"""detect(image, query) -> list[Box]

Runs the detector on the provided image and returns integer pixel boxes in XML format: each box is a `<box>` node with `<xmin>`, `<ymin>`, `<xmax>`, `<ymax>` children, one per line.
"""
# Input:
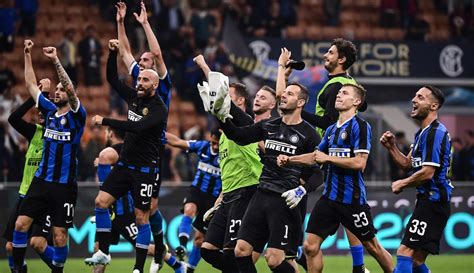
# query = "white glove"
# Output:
<box><xmin>203</xmin><ymin>202</ymin><xmax>221</xmax><ymax>222</ymax></box>
<box><xmin>208</xmin><ymin>71</ymin><xmax>232</xmax><ymax>122</ymax></box>
<box><xmin>281</xmin><ymin>185</ymin><xmax>306</xmax><ymax>209</ymax></box>
<box><xmin>197</xmin><ymin>81</ymin><xmax>212</xmax><ymax>112</ymax></box>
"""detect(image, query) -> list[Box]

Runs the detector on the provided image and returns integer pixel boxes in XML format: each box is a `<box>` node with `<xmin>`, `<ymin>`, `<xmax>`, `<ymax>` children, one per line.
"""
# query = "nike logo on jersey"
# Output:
<box><xmin>230</xmin><ymin>237</ymin><xmax>238</xmax><ymax>241</ymax></box>
<box><xmin>281</xmin><ymin>242</ymin><xmax>288</xmax><ymax>246</ymax></box>
<box><xmin>409</xmin><ymin>238</ymin><xmax>420</xmax><ymax>242</ymax></box>
<box><xmin>142</xmin><ymin>201</ymin><xmax>150</xmax><ymax>205</ymax></box>
<box><xmin>361</xmin><ymin>230</ymin><xmax>370</xmax><ymax>236</ymax></box>
<box><xmin>42</xmin><ymin>229</ymin><xmax>49</xmax><ymax>233</ymax></box>
<box><xmin>66</xmin><ymin>220</ymin><xmax>73</xmax><ymax>224</ymax></box>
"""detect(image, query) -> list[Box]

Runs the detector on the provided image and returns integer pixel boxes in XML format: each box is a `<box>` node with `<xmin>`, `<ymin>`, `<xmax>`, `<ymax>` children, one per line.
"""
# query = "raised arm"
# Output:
<box><xmin>23</xmin><ymin>40</ymin><xmax>41</xmax><ymax>101</ymax></box>
<box><xmin>219</xmin><ymin>118</ymin><xmax>264</xmax><ymax>145</ymax></box>
<box><xmin>276</xmin><ymin>47</ymin><xmax>292</xmax><ymax>99</ymax></box>
<box><xmin>116</xmin><ymin>1</ymin><xmax>135</xmax><ymax>70</ymax></box>
<box><xmin>107</xmin><ymin>39</ymin><xmax>135</xmax><ymax>102</ymax></box>
<box><xmin>380</xmin><ymin>131</ymin><xmax>412</xmax><ymax>170</ymax></box>
<box><xmin>134</xmin><ymin>1</ymin><xmax>167</xmax><ymax>77</ymax></box>
<box><xmin>193</xmin><ymin>54</ymin><xmax>211</xmax><ymax>80</ymax></box>
<box><xmin>43</xmin><ymin>46</ymin><xmax>79</xmax><ymax>110</ymax></box>
<box><xmin>165</xmin><ymin>132</ymin><xmax>190</xmax><ymax>150</ymax></box>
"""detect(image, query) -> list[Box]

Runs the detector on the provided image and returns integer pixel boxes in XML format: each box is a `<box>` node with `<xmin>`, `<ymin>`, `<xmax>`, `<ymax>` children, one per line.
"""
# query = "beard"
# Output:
<box><xmin>54</xmin><ymin>100</ymin><xmax>68</xmax><ymax>107</ymax></box>
<box><xmin>412</xmin><ymin>106</ymin><xmax>430</xmax><ymax>120</ymax></box>
<box><xmin>324</xmin><ymin>60</ymin><xmax>338</xmax><ymax>73</ymax></box>
<box><xmin>253</xmin><ymin>107</ymin><xmax>267</xmax><ymax>115</ymax></box>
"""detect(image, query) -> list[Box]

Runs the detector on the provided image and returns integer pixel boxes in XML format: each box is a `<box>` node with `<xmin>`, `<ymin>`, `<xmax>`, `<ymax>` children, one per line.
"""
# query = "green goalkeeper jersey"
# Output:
<box><xmin>219</xmin><ymin>133</ymin><xmax>262</xmax><ymax>193</ymax></box>
<box><xmin>19</xmin><ymin>124</ymin><xmax>44</xmax><ymax>195</ymax></box>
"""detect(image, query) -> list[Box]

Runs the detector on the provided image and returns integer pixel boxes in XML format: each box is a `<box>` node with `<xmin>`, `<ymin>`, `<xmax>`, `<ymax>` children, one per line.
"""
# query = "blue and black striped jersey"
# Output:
<box><xmin>130</xmin><ymin>62</ymin><xmax>172</xmax><ymax>145</ymax></box>
<box><xmin>188</xmin><ymin>140</ymin><xmax>221</xmax><ymax>197</ymax></box>
<box><xmin>35</xmin><ymin>93</ymin><xmax>86</xmax><ymax>184</ymax></box>
<box><xmin>319</xmin><ymin>115</ymin><xmax>371</xmax><ymax>205</ymax></box>
<box><xmin>411</xmin><ymin>120</ymin><xmax>453</xmax><ymax>202</ymax></box>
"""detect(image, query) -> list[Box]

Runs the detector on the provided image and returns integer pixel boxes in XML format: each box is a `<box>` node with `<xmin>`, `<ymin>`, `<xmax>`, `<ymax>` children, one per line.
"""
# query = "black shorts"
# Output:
<box><xmin>204</xmin><ymin>185</ymin><xmax>257</xmax><ymax>249</ymax></box>
<box><xmin>401</xmin><ymin>197</ymin><xmax>450</xmax><ymax>254</ymax></box>
<box><xmin>3</xmin><ymin>196</ymin><xmax>51</xmax><ymax>241</ymax></box>
<box><xmin>287</xmin><ymin>195</ymin><xmax>307</xmax><ymax>258</ymax></box>
<box><xmin>152</xmin><ymin>151</ymin><xmax>164</xmax><ymax>199</ymax></box>
<box><xmin>237</xmin><ymin>189</ymin><xmax>302</xmax><ymax>253</ymax></box>
<box><xmin>19</xmin><ymin>178</ymin><xmax>77</xmax><ymax>228</ymax></box>
<box><xmin>101</xmin><ymin>167</ymin><xmax>156</xmax><ymax>211</ymax></box>
<box><xmin>183</xmin><ymin>186</ymin><xmax>217</xmax><ymax>234</ymax></box>
<box><xmin>111</xmin><ymin>213</ymin><xmax>137</xmax><ymax>245</ymax></box>
<box><xmin>306</xmin><ymin>195</ymin><xmax>376</xmax><ymax>242</ymax></box>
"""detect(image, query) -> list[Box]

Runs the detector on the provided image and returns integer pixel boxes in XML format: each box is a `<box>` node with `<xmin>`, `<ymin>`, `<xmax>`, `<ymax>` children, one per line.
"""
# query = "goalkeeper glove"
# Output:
<box><xmin>281</xmin><ymin>185</ymin><xmax>306</xmax><ymax>209</ymax></box>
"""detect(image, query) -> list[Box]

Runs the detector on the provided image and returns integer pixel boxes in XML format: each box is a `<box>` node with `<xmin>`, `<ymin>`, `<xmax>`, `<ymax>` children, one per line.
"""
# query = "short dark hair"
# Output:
<box><xmin>259</xmin><ymin>85</ymin><xmax>276</xmax><ymax>99</ymax></box>
<box><xmin>210</xmin><ymin>126</ymin><xmax>221</xmax><ymax>139</ymax></box>
<box><xmin>342</xmin><ymin>83</ymin><xmax>366</xmax><ymax>109</ymax></box>
<box><xmin>229</xmin><ymin>82</ymin><xmax>250</xmax><ymax>108</ymax></box>
<box><xmin>331</xmin><ymin>38</ymin><xmax>357</xmax><ymax>70</ymax></box>
<box><xmin>109</xmin><ymin>127</ymin><xmax>125</xmax><ymax>140</ymax></box>
<box><xmin>288</xmin><ymin>82</ymin><xmax>309</xmax><ymax>104</ymax></box>
<box><xmin>423</xmin><ymin>85</ymin><xmax>445</xmax><ymax>109</ymax></box>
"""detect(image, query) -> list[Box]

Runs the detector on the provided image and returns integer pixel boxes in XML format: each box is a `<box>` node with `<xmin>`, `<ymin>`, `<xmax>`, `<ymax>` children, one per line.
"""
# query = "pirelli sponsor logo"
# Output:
<box><xmin>329</xmin><ymin>147</ymin><xmax>351</xmax><ymax>158</ymax></box>
<box><xmin>198</xmin><ymin>162</ymin><xmax>221</xmax><ymax>175</ymax></box>
<box><xmin>44</xmin><ymin>129</ymin><xmax>71</xmax><ymax>141</ymax></box>
<box><xmin>265</xmin><ymin>139</ymin><xmax>297</xmax><ymax>155</ymax></box>
<box><xmin>128</xmin><ymin>110</ymin><xmax>143</xmax><ymax>122</ymax></box>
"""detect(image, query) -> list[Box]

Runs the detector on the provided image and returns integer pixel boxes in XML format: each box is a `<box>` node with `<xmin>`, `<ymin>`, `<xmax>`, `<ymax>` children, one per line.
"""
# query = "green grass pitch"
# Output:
<box><xmin>1</xmin><ymin>255</ymin><xmax>473</xmax><ymax>273</ymax></box>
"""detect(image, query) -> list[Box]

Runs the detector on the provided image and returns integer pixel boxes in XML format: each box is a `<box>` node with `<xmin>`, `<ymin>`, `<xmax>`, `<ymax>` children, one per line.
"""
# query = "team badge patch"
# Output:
<box><xmin>60</xmin><ymin>117</ymin><xmax>67</xmax><ymax>125</ymax></box>
<box><xmin>142</xmin><ymin>107</ymin><xmax>149</xmax><ymax>115</ymax></box>
<box><xmin>290</xmin><ymin>134</ymin><xmax>299</xmax><ymax>143</ymax></box>
<box><xmin>340</xmin><ymin>131</ymin><xmax>347</xmax><ymax>140</ymax></box>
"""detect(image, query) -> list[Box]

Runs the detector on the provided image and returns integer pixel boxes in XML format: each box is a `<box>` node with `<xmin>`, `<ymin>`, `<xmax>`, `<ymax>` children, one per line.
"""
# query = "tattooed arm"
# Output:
<box><xmin>43</xmin><ymin>46</ymin><xmax>79</xmax><ymax>111</ymax></box>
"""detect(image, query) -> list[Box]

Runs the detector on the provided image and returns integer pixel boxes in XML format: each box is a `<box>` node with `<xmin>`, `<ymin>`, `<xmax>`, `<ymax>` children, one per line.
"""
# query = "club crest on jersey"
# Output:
<box><xmin>60</xmin><ymin>117</ymin><xmax>67</xmax><ymax>125</ymax></box>
<box><xmin>265</xmin><ymin>139</ymin><xmax>297</xmax><ymax>155</ymax></box>
<box><xmin>142</xmin><ymin>107</ymin><xmax>149</xmax><ymax>116</ymax></box>
<box><xmin>289</xmin><ymin>134</ymin><xmax>299</xmax><ymax>144</ymax></box>
<box><xmin>340</xmin><ymin>130</ymin><xmax>348</xmax><ymax>140</ymax></box>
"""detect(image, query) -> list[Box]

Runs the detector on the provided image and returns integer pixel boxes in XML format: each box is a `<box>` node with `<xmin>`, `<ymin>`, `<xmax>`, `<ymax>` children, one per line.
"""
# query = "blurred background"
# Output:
<box><xmin>0</xmin><ymin>0</ymin><xmax>473</xmax><ymax>265</ymax></box>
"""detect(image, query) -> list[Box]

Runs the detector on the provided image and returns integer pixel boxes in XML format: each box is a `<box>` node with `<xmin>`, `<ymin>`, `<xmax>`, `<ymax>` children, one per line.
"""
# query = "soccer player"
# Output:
<box><xmin>278</xmin><ymin>84</ymin><xmax>393</xmax><ymax>273</ymax></box>
<box><xmin>165</xmin><ymin>128</ymin><xmax>222</xmax><ymax>271</ymax></box>
<box><xmin>278</xmin><ymin>39</ymin><xmax>369</xmax><ymax>273</ymax></box>
<box><xmin>207</xmin><ymin>65</ymin><xmax>320</xmax><ymax>273</ymax></box>
<box><xmin>115</xmin><ymin>3</ymin><xmax>172</xmax><ymax>268</ymax></box>
<box><xmin>380</xmin><ymin>86</ymin><xmax>453</xmax><ymax>273</ymax></box>
<box><xmin>90</xmin><ymin>127</ymin><xmax>186</xmax><ymax>273</ymax></box>
<box><xmin>4</xmin><ymin>78</ymin><xmax>54</xmax><ymax>273</ymax></box>
<box><xmin>85</xmin><ymin>40</ymin><xmax>167</xmax><ymax>273</ymax></box>
<box><xmin>12</xmin><ymin>40</ymin><xmax>86</xmax><ymax>273</ymax></box>
<box><xmin>193</xmin><ymin>56</ymin><xmax>263</xmax><ymax>273</ymax></box>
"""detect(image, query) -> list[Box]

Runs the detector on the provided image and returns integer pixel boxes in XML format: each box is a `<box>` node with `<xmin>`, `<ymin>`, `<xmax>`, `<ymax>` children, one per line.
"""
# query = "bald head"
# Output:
<box><xmin>136</xmin><ymin>69</ymin><xmax>159</xmax><ymax>97</ymax></box>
